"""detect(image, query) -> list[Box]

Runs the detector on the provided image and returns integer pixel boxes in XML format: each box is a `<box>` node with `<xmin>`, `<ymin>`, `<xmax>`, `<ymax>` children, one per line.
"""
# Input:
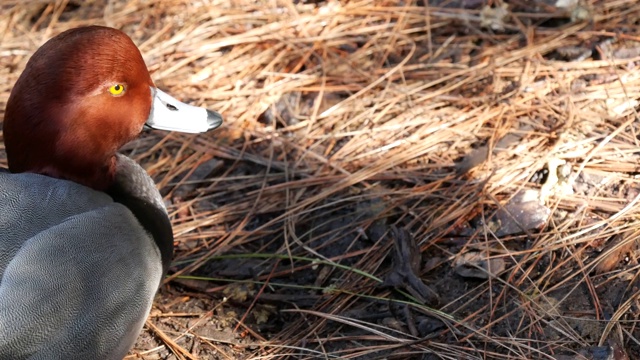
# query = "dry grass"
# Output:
<box><xmin>2</xmin><ymin>0</ymin><xmax>640</xmax><ymax>359</ymax></box>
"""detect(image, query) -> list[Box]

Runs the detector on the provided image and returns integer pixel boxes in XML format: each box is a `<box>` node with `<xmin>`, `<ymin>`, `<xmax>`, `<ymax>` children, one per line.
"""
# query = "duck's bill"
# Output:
<box><xmin>145</xmin><ymin>87</ymin><xmax>223</xmax><ymax>133</ymax></box>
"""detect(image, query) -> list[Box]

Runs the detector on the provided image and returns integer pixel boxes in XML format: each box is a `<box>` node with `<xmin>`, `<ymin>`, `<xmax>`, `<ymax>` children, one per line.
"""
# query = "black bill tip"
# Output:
<box><xmin>207</xmin><ymin>110</ymin><xmax>223</xmax><ymax>131</ymax></box>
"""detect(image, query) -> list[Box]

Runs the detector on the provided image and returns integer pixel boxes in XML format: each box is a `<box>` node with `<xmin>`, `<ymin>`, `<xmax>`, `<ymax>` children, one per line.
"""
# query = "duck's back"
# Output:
<box><xmin>0</xmin><ymin>171</ymin><xmax>163</xmax><ymax>360</ymax></box>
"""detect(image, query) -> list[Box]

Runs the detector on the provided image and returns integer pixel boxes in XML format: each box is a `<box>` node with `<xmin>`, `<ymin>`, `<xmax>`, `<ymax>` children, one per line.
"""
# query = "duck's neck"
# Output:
<box><xmin>20</xmin><ymin>155</ymin><xmax>118</xmax><ymax>192</ymax></box>
<box><xmin>106</xmin><ymin>154</ymin><xmax>173</xmax><ymax>279</ymax></box>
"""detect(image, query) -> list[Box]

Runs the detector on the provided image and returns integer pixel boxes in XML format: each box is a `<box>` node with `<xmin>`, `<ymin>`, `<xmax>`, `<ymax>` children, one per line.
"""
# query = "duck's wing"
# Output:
<box><xmin>0</xmin><ymin>173</ymin><xmax>163</xmax><ymax>360</ymax></box>
<box><xmin>0</xmin><ymin>172</ymin><xmax>112</xmax><ymax>275</ymax></box>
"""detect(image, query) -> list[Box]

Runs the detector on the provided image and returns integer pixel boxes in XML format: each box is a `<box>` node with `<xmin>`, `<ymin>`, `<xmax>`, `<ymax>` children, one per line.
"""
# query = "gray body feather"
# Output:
<box><xmin>0</xmin><ymin>155</ymin><xmax>167</xmax><ymax>360</ymax></box>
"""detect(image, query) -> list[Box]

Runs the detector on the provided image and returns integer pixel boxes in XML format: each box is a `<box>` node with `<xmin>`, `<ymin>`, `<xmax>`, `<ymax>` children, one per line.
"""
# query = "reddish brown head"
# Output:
<box><xmin>4</xmin><ymin>26</ymin><xmax>155</xmax><ymax>190</ymax></box>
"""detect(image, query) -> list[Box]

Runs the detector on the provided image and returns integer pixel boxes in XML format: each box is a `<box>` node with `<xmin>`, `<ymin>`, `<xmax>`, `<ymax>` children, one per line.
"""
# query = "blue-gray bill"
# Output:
<box><xmin>145</xmin><ymin>87</ymin><xmax>223</xmax><ymax>133</ymax></box>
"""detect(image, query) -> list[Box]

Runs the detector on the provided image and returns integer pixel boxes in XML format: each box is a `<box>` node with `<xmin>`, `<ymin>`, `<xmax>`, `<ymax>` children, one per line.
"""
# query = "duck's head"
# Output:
<box><xmin>3</xmin><ymin>25</ymin><xmax>222</xmax><ymax>191</ymax></box>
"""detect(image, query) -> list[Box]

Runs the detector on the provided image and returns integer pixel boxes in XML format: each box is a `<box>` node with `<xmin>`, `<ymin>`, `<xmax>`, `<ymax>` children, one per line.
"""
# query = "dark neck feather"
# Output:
<box><xmin>106</xmin><ymin>154</ymin><xmax>173</xmax><ymax>280</ymax></box>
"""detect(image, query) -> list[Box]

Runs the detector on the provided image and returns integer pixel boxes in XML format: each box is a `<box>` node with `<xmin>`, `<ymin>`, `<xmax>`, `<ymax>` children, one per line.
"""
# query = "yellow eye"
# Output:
<box><xmin>108</xmin><ymin>84</ymin><xmax>125</xmax><ymax>96</ymax></box>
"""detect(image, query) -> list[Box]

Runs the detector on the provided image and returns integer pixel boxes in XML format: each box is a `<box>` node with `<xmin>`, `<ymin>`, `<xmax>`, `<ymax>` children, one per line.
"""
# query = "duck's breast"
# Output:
<box><xmin>0</xmin><ymin>172</ymin><xmax>163</xmax><ymax>360</ymax></box>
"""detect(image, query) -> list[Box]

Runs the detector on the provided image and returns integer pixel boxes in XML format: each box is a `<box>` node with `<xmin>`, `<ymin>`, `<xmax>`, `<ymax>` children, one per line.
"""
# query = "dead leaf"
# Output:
<box><xmin>609</xmin><ymin>338</ymin><xmax>630</xmax><ymax>360</ymax></box>
<box><xmin>454</xmin><ymin>251</ymin><xmax>505</xmax><ymax>279</ymax></box>
<box><xmin>493</xmin><ymin>189</ymin><xmax>551</xmax><ymax>237</ymax></box>
<box><xmin>381</xmin><ymin>317</ymin><xmax>406</xmax><ymax>332</ymax></box>
<box><xmin>382</xmin><ymin>227</ymin><xmax>439</xmax><ymax>304</ymax></box>
<box><xmin>455</xmin><ymin>145</ymin><xmax>489</xmax><ymax>174</ymax></box>
<box><xmin>253</xmin><ymin>304</ymin><xmax>276</xmax><ymax>325</ymax></box>
<box><xmin>455</xmin><ymin>124</ymin><xmax>532</xmax><ymax>174</ymax></box>
<box><xmin>594</xmin><ymin>232</ymin><xmax>638</xmax><ymax>274</ymax></box>
<box><xmin>555</xmin><ymin>339</ymin><xmax>630</xmax><ymax>360</ymax></box>
<box><xmin>222</xmin><ymin>282</ymin><xmax>255</xmax><ymax>302</ymax></box>
<box><xmin>480</xmin><ymin>4</ymin><xmax>509</xmax><ymax>31</ymax></box>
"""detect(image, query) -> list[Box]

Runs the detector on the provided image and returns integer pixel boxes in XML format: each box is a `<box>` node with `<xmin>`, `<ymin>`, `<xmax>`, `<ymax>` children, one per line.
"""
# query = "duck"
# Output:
<box><xmin>0</xmin><ymin>25</ymin><xmax>222</xmax><ymax>359</ymax></box>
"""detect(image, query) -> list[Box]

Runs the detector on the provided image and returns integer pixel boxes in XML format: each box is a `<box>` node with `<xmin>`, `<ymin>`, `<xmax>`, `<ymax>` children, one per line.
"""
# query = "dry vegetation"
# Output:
<box><xmin>2</xmin><ymin>0</ymin><xmax>640</xmax><ymax>359</ymax></box>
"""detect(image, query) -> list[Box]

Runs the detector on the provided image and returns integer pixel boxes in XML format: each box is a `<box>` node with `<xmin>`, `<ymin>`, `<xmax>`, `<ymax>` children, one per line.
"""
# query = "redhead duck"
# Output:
<box><xmin>0</xmin><ymin>26</ymin><xmax>222</xmax><ymax>359</ymax></box>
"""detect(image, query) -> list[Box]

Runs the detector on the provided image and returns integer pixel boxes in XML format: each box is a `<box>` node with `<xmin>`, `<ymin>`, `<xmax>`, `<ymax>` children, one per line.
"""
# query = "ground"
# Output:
<box><xmin>1</xmin><ymin>1</ymin><xmax>640</xmax><ymax>359</ymax></box>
